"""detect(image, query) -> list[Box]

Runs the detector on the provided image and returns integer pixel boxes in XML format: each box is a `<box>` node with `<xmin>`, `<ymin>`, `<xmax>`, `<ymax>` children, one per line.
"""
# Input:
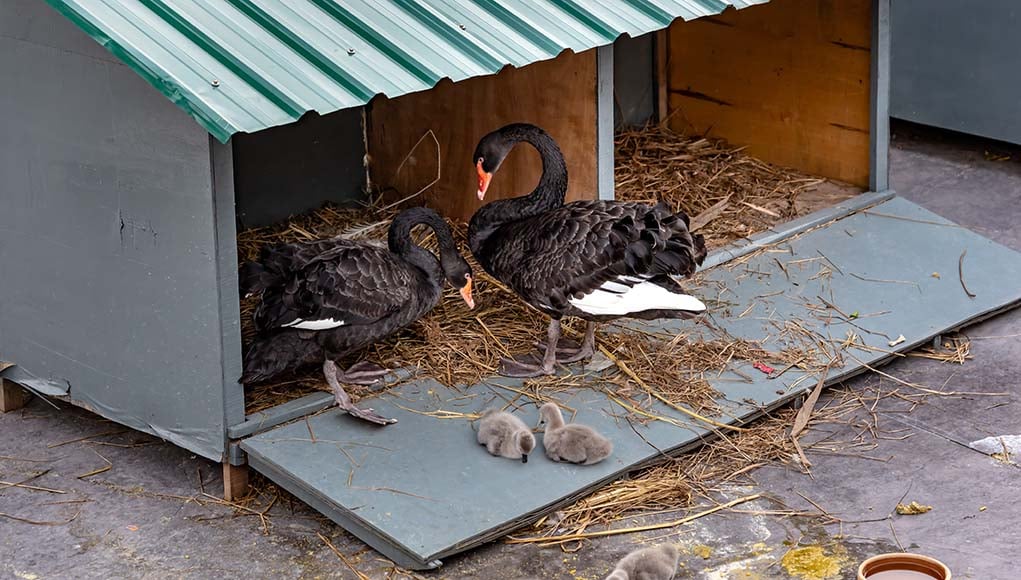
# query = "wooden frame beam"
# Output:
<box><xmin>1</xmin><ymin>378</ymin><xmax>31</xmax><ymax>413</ymax></box>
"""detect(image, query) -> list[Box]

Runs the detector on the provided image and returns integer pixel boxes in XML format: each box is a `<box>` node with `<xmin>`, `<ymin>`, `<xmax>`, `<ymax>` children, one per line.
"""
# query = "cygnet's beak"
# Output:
<box><xmin>521</xmin><ymin>454</ymin><xmax>528</xmax><ymax>464</ymax></box>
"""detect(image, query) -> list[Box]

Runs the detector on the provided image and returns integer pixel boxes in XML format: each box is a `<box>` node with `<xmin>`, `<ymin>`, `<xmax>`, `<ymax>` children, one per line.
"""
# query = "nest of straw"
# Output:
<box><xmin>237</xmin><ymin>202</ymin><xmax>554</xmax><ymax>413</ymax></box>
<box><xmin>237</xmin><ymin>127</ymin><xmax>826</xmax><ymax>414</ymax></box>
<box><xmin>615</xmin><ymin>126</ymin><xmax>826</xmax><ymax>246</ymax></box>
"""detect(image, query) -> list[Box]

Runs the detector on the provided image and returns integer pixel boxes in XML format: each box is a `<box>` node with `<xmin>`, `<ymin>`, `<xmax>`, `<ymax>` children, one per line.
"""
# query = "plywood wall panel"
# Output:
<box><xmin>368</xmin><ymin>49</ymin><xmax>597</xmax><ymax>221</ymax></box>
<box><xmin>667</xmin><ymin>0</ymin><xmax>872</xmax><ymax>187</ymax></box>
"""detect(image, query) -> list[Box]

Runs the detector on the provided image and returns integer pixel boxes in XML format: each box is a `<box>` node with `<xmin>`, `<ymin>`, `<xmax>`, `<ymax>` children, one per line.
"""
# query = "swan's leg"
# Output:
<box><xmin>324</xmin><ymin>360</ymin><xmax>397</xmax><ymax>426</ymax></box>
<box><xmin>536</xmin><ymin>321</ymin><xmax>597</xmax><ymax>364</ymax></box>
<box><xmin>498</xmin><ymin>319</ymin><xmax>560</xmax><ymax>378</ymax></box>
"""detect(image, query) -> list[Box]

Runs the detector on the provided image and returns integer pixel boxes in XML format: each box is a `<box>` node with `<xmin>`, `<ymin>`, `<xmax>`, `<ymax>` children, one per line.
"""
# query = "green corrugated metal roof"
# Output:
<box><xmin>46</xmin><ymin>0</ymin><xmax>768</xmax><ymax>142</ymax></box>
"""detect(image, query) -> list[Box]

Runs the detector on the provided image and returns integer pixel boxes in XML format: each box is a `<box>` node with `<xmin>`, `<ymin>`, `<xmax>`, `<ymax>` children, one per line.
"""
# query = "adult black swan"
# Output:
<box><xmin>468</xmin><ymin>123</ymin><xmax>707</xmax><ymax>377</ymax></box>
<box><xmin>240</xmin><ymin>207</ymin><xmax>475</xmax><ymax>425</ymax></box>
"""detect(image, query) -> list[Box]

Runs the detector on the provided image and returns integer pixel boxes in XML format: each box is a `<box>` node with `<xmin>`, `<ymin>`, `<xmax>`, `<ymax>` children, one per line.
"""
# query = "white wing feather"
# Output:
<box><xmin>569</xmin><ymin>278</ymin><xmax>705</xmax><ymax>316</ymax></box>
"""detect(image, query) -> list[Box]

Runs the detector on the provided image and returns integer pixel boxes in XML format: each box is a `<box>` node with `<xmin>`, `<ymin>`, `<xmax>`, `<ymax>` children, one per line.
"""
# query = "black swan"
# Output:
<box><xmin>240</xmin><ymin>207</ymin><xmax>474</xmax><ymax>425</ymax></box>
<box><xmin>468</xmin><ymin>123</ymin><xmax>707</xmax><ymax>377</ymax></box>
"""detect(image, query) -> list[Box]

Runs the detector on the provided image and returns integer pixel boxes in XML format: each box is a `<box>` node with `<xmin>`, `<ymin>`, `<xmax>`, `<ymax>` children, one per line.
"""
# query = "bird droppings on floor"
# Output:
<box><xmin>691</xmin><ymin>544</ymin><xmax>714</xmax><ymax>559</ymax></box>
<box><xmin>780</xmin><ymin>544</ymin><xmax>848</xmax><ymax>580</ymax></box>
<box><xmin>895</xmin><ymin>501</ymin><xmax>934</xmax><ymax>516</ymax></box>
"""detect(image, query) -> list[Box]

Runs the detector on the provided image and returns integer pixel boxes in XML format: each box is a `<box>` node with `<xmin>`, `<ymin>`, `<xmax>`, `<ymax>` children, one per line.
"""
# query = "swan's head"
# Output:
<box><xmin>537</xmin><ymin>402</ymin><xmax>562</xmax><ymax>428</ymax></box>
<box><xmin>472</xmin><ymin>127</ymin><xmax>517</xmax><ymax>201</ymax></box>
<box><xmin>515</xmin><ymin>430</ymin><xmax>536</xmax><ymax>463</ymax></box>
<box><xmin>443</xmin><ymin>256</ymin><xmax>475</xmax><ymax>310</ymax></box>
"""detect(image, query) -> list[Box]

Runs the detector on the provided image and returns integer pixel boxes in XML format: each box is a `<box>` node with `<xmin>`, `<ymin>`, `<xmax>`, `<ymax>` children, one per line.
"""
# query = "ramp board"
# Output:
<box><xmin>242</xmin><ymin>196</ymin><xmax>1021</xmax><ymax>569</ymax></box>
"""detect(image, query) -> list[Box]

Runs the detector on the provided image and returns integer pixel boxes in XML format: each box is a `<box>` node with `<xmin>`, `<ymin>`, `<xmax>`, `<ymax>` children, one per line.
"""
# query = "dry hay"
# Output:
<box><xmin>598</xmin><ymin>328</ymin><xmax>813</xmax><ymax>416</ymax></box>
<box><xmin>615</xmin><ymin>125</ymin><xmax>826</xmax><ymax>246</ymax></box>
<box><xmin>527</xmin><ymin>411</ymin><xmax>795</xmax><ymax>544</ymax></box>
<box><xmin>237</xmin><ymin>126</ymin><xmax>832</xmax><ymax>414</ymax></box>
<box><xmin>908</xmin><ymin>334</ymin><xmax>972</xmax><ymax>364</ymax></box>
<box><xmin>237</xmin><ymin>202</ymin><xmax>550</xmax><ymax>413</ymax></box>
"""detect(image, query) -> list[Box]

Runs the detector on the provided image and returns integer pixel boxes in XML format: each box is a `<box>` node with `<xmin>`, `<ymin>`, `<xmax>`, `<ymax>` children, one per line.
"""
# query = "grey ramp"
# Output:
<box><xmin>242</xmin><ymin>196</ymin><xmax>1021</xmax><ymax>569</ymax></box>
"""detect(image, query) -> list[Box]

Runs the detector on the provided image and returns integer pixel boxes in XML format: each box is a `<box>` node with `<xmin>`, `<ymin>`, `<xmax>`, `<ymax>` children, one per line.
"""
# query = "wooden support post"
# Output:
<box><xmin>655</xmin><ymin>28</ymin><xmax>669</xmax><ymax>124</ymax></box>
<box><xmin>1</xmin><ymin>378</ymin><xmax>31</xmax><ymax>413</ymax></box>
<box><xmin>222</xmin><ymin>461</ymin><xmax>250</xmax><ymax>501</ymax></box>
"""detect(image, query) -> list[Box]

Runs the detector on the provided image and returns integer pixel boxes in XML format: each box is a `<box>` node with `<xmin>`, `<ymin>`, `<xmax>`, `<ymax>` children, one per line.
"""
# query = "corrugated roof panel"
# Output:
<box><xmin>45</xmin><ymin>0</ymin><xmax>769</xmax><ymax>142</ymax></box>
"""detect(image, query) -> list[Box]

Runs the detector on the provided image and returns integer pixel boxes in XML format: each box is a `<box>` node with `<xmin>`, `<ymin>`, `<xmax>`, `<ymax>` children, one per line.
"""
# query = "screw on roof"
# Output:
<box><xmin>347</xmin><ymin>48</ymin><xmax>356</xmax><ymax>55</ymax></box>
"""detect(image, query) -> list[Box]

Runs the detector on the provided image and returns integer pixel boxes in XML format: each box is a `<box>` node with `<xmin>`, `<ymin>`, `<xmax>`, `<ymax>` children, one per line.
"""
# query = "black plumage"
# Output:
<box><xmin>468</xmin><ymin>124</ymin><xmax>707</xmax><ymax>377</ymax></box>
<box><xmin>241</xmin><ymin>207</ymin><xmax>474</xmax><ymax>424</ymax></box>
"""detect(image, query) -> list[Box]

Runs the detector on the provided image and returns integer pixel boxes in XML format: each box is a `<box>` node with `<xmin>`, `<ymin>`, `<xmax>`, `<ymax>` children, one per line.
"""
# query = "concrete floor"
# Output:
<box><xmin>2</xmin><ymin>122</ymin><xmax>1020</xmax><ymax>579</ymax></box>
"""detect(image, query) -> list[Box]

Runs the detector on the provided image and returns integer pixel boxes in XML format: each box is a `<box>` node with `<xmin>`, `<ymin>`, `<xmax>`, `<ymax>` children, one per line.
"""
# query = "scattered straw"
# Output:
<box><xmin>909</xmin><ymin>335</ymin><xmax>972</xmax><ymax>364</ymax></box>
<box><xmin>0</xmin><ymin>510</ymin><xmax>81</xmax><ymax>526</ymax></box>
<box><xmin>76</xmin><ymin>449</ymin><xmax>112</xmax><ymax>479</ymax></box>
<box><xmin>520</xmin><ymin>374</ymin><xmax>933</xmax><ymax>544</ymax></box>
<box><xmin>509</xmin><ymin>493</ymin><xmax>761</xmax><ymax>546</ymax></box>
<box><xmin>319</xmin><ymin>531</ymin><xmax>371</xmax><ymax>580</ymax></box>
<box><xmin>47</xmin><ymin>429</ymin><xmax>126</xmax><ymax>448</ymax></box>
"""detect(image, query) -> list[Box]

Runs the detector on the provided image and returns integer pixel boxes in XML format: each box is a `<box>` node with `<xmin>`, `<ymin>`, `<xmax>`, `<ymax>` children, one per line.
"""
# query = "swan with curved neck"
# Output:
<box><xmin>468</xmin><ymin>124</ymin><xmax>707</xmax><ymax>377</ymax></box>
<box><xmin>468</xmin><ymin>123</ymin><xmax>568</xmax><ymax>256</ymax></box>
<box><xmin>241</xmin><ymin>206</ymin><xmax>475</xmax><ymax>424</ymax></box>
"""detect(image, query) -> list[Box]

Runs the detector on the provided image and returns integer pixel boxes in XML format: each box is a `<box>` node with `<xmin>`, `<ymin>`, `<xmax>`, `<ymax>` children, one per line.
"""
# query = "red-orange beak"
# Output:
<box><xmin>460</xmin><ymin>275</ymin><xmax>475</xmax><ymax>309</ymax></box>
<box><xmin>476</xmin><ymin>160</ymin><xmax>492</xmax><ymax>201</ymax></box>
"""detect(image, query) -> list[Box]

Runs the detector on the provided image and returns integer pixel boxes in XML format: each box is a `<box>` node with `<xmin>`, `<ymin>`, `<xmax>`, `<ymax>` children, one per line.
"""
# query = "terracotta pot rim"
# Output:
<box><xmin>857</xmin><ymin>552</ymin><xmax>951</xmax><ymax>580</ymax></box>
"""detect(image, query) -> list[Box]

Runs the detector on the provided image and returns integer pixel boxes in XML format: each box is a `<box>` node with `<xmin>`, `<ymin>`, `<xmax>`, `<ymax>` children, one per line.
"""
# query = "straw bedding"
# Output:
<box><xmin>238</xmin><ymin>126</ymin><xmax>833</xmax><ymax>415</ymax></box>
<box><xmin>614</xmin><ymin>126</ymin><xmax>827</xmax><ymax>246</ymax></box>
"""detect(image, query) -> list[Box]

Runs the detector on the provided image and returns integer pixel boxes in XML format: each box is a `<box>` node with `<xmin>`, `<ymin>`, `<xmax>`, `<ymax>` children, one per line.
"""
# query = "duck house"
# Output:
<box><xmin>4</xmin><ymin>0</ymin><xmax>1021</xmax><ymax>570</ymax></box>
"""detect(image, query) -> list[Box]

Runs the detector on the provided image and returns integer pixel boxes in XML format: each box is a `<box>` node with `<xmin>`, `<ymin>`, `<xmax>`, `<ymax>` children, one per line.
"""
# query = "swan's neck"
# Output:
<box><xmin>389</xmin><ymin>208</ymin><xmax>448</xmax><ymax>288</ymax></box>
<box><xmin>469</xmin><ymin>127</ymin><xmax>567</xmax><ymax>252</ymax></box>
<box><xmin>544</xmin><ymin>407</ymin><xmax>566</xmax><ymax>431</ymax></box>
<box><xmin>523</xmin><ymin>126</ymin><xmax>568</xmax><ymax>211</ymax></box>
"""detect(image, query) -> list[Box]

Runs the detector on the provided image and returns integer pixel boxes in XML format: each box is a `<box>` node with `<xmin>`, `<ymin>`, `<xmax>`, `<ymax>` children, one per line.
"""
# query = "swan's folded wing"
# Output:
<box><xmin>256</xmin><ymin>244</ymin><xmax>413</xmax><ymax>331</ymax></box>
<box><xmin>489</xmin><ymin>201</ymin><xmax>703</xmax><ymax>312</ymax></box>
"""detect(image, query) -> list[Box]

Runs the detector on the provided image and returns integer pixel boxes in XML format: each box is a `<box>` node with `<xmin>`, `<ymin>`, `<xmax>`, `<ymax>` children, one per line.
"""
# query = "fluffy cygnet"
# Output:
<box><xmin>605</xmin><ymin>544</ymin><xmax>679</xmax><ymax>580</ymax></box>
<box><xmin>538</xmin><ymin>402</ymin><xmax>612</xmax><ymax>465</ymax></box>
<box><xmin>478</xmin><ymin>409</ymin><xmax>535</xmax><ymax>463</ymax></box>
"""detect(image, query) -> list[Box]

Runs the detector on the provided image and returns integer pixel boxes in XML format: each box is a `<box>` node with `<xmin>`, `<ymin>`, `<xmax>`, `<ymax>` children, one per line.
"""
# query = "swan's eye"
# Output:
<box><xmin>477</xmin><ymin>157</ymin><xmax>484</xmax><ymax>165</ymax></box>
<box><xmin>465</xmin><ymin>273</ymin><xmax>471</xmax><ymax>280</ymax></box>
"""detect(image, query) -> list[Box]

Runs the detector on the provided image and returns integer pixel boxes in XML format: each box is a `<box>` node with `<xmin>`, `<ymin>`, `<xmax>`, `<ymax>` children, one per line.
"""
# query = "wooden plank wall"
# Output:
<box><xmin>666</xmin><ymin>0</ymin><xmax>872</xmax><ymax>187</ymax></box>
<box><xmin>367</xmin><ymin>49</ymin><xmax>597</xmax><ymax>222</ymax></box>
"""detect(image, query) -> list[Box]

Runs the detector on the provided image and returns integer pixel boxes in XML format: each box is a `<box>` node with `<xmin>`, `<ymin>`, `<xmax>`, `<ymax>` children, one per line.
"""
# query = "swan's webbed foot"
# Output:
<box><xmin>498</xmin><ymin>352</ymin><xmax>556</xmax><ymax>378</ymax></box>
<box><xmin>336</xmin><ymin>360</ymin><xmax>390</xmax><ymax>385</ymax></box>
<box><xmin>323</xmin><ymin>360</ymin><xmax>397</xmax><ymax>426</ymax></box>
<box><xmin>497</xmin><ymin>319</ymin><xmax>565</xmax><ymax>378</ymax></box>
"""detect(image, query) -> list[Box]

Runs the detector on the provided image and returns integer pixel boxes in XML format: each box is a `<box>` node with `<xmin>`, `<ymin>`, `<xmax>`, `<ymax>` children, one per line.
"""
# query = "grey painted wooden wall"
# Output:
<box><xmin>613</xmin><ymin>33</ymin><xmax>656</xmax><ymax>129</ymax></box>
<box><xmin>233</xmin><ymin>108</ymin><xmax>367</xmax><ymax>228</ymax></box>
<box><xmin>0</xmin><ymin>0</ymin><xmax>240</xmax><ymax>460</ymax></box>
<box><xmin>891</xmin><ymin>0</ymin><xmax>1021</xmax><ymax>145</ymax></box>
